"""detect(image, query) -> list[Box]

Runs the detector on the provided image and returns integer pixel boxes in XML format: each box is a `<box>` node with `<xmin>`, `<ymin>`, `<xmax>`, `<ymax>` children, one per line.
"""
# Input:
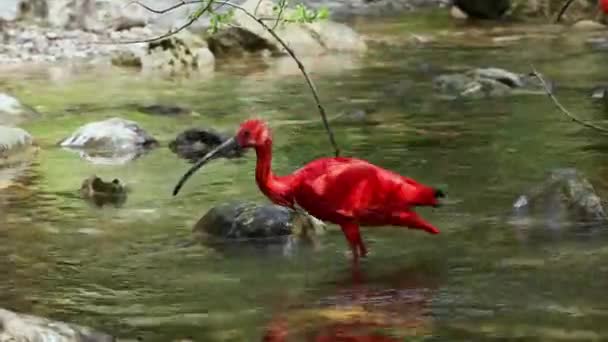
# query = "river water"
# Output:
<box><xmin>2</xmin><ymin>12</ymin><xmax>608</xmax><ymax>341</ymax></box>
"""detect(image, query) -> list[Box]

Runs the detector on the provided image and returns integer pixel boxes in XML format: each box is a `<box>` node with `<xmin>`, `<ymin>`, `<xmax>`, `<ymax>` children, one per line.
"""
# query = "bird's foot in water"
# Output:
<box><xmin>343</xmin><ymin>249</ymin><xmax>370</xmax><ymax>261</ymax></box>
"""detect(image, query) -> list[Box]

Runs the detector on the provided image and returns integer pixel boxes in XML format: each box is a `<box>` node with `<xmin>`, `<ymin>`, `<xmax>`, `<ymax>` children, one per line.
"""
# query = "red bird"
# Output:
<box><xmin>602</xmin><ymin>0</ymin><xmax>608</xmax><ymax>14</ymax></box>
<box><xmin>173</xmin><ymin>119</ymin><xmax>444</xmax><ymax>260</ymax></box>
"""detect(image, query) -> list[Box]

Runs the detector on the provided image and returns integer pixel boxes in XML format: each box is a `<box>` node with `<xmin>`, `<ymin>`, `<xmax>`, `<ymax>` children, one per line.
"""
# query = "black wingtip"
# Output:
<box><xmin>434</xmin><ymin>188</ymin><xmax>446</xmax><ymax>198</ymax></box>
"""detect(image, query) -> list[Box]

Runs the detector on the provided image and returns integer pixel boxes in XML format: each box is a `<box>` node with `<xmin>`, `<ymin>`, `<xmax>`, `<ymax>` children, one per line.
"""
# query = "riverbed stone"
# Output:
<box><xmin>193</xmin><ymin>201</ymin><xmax>325</xmax><ymax>241</ymax></box>
<box><xmin>169</xmin><ymin>128</ymin><xmax>243</xmax><ymax>162</ymax></box>
<box><xmin>59</xmin><ymin>117</ymin><xmax>158</xmax><ymax>163</ymax></box>
<box><xmin>0</xmin><ymin>93</ymin><xmax>39</xmax><ymax>127</ymax></box>
<box><xmin>511</xmin><ymin>168</ymin><xmax>607</xmax><ymax>229</ymax></box>
<box><xmin>453</xmin><ymin>0</ymin><xmax>510</xmax><ymax>19</ymax></box>
<box><xmin>0</xmin><ymin>307</ymin><xmax>114</xmax><ymax>342</ymax></box>
<box><xmin>572</xmin><ymin>19</ymin><xmax>606</xmax><ymax>31</ymax></box>
<box><xmin>433</xmin><ymin>67</ymin><xmax>548</xmax><ymax>99</ymax></box>
<box><xmin>0</xmin><ymin>125</ymin><xmax>35</xmax><ymax>163</ymax></box>
<box><xmin>80</xmin><ymin>175</ymin><xmax>127</xmax><ymax>207</ymax></box>
<box><xmin>110</xmin><ymin>30</ymin><xmax>215</xmax><ymax>75</ymax></box>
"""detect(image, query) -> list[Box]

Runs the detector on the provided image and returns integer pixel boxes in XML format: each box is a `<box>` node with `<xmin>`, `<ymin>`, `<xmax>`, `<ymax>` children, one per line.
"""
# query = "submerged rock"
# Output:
<box><xmin>59</xmin><ymin>117</ymin><xmax>158</xmax><ymax>164</ymax></box>
<box><xmin>0</xmin><ymin>307</ymin><xmax>113</xmax><ymax>342</ymax></box>
<box><xmin>433</xmin><ymin>67</ymin><xmax>549</xmax><ymax>99</ymax></box>
<box><xmin>0</xmin><ymin>125</ymin><xmax>36</xmax><ymax>166</ymax></box>
<box><xmin>193</xmin><ymin>201</ymin><xmax>325</xmax><ymax>241</ymax></box>
<box><xmin>79</xmin><ymin>175</ymin><xmax>127</xmax><ymax>208</ymax></box>
<box><xmin>453</xmin><ymin>0</ymin><xmax>510</xmax><ymax>20</ymax></box>
<box><xmin>591</xmin><ymin>86</ymin><xmax>608</xmax><ymax>100</ymax></box>
<box><xmin>511</xmin><ymin>168</ymin><xmax>607</xmax><ymax>231</ymax></box>
<box><xmin>136</xmin><ymin>104</ymin><xmax>191</xmax><ymax>116</ymax></box>
<box><xmin>0</xmin><ymin>93</ymin><xmax>39</xmax><ymax>127</ymax></box>
<box><xmin>332</xmin><ymin>107</ymin><xmax>380</xmax><ymax>126</ymax></box>
<box><xmin>169</xmin><ymin>128</ymin><xmax>243</xmax><ymax>162</ymax></box>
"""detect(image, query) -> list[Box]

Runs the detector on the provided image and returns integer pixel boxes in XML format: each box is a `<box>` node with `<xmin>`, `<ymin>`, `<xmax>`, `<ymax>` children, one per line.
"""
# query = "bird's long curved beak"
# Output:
<box><xmin>172</xmin><ymin>137</ymin><xmax>238</xmax><ymax>196</ymax></box>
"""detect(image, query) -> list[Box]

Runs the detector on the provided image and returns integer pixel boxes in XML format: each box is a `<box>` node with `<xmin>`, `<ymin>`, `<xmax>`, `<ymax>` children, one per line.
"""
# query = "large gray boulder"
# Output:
<box><xmin>194</xmin><ymin>201</ymin><xmax>325</xmax><ymax>241</ymax></box>
<box><xmin>0</xmin><ymin>307</ymin><xmax>113</xmax><ymax>342</ymax></box>
<box><xmin>453</xmin><ymin>0</ymin><xmax>510</xmax><ymax>20</ymax></box>
<box><xmin>208</xmin><ymin>0</ymin><xmax>366</xmax><ymax>59</ymax></box>
<box><xmin>511</xmin><ymin>168</ymin><xmax>607</xmax><ymax>231</ymax></box>
<box><xmin>59</xmin><ymin>117</ymin><xmax>158</xmax><ymax>164</ymax></box>
<box><xmin>0</xmin><ymin>93</ymin><xmax>39</xmax><ymax>127</ymax></box>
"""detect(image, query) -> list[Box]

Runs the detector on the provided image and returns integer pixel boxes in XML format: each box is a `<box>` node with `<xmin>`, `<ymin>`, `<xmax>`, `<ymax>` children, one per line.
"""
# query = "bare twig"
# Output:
<box><xmin>531</xmin><ymin>66</ymin><xmax>608</xmax><ymax>133</ymax></box>
<box><xmin>221</xmin><ymin>1</ymin><xmax>340</xmax><ymax>156</ymax></box>
<box><xmin>109</xmin><ymin>0</ymin><xmax>213</xmax><ymax>44</ymax></box>
<box><xmin>126</xmin><ymin>0</ymin><xmax>340</xmax><ymax>156</ymax></box>
<box><xmin>555</xmin><ymin>0</ymin><xmax>576</xmax><ymax>23</ymax></box>
<box><xmin>125</xmin><ymin>0</ymin><xmax>197</xmax><ymax>14</ymax></box>
<box><xmin>271</xmin><ymin>0</ymin><xmax>287</xmax><ymax>30</ymax></box>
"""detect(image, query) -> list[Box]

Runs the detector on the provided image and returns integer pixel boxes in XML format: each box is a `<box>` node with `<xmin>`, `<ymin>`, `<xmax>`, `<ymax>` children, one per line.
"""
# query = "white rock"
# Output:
<box><xmin>59</xmin><ymin>117</ymin><xmax>157</xmax><ymax>151</ymax></box>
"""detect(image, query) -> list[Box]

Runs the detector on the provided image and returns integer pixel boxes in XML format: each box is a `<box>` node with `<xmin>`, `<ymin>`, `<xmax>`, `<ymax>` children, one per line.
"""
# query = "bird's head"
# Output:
<box><xmin>172</xmin><ymin>118</ymin><xmax>270</xmax><ymax>196</ymax></box>
<box><xmin>236</xmin><ymin>119</ymin><xmax>271</xmax><ymax>148</ymax></box>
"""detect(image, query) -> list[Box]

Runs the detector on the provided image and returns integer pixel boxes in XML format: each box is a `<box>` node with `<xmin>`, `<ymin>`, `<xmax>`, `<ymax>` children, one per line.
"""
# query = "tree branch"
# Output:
<box><xmin>125</xmin><ymin>0</ymin><xmax>200</xmax><ymax>14</ymax></box>
<box><xmin>555</xmin><ymin>0</ymin><xmax>576</xmax><ymax>23</ymax></box>
<box><xmin>531</xmin><ymin>66</ymin><xmax>608</xmax><ymax>134</ymax></box>
<box><xmin>128</xmin><ymin>0</ymin><xmax>340</xmax><ymax>156</ymax></box>
<box><xmin>113</xmin><ymin>0</ymin><xmax>213</xmax><ymax>44</ymax></box>
<box><xmin>221</xmin><ymin>1</ymin><xmax>340</xmax><ymax>156</ymax></box>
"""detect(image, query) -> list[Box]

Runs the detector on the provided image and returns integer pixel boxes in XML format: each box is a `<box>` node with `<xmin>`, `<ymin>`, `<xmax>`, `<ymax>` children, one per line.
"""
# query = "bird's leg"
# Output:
<box><xmin>392</xmin><ymin>210</ymin><xmax>440</xmax><ymax>234</ymax></box>
<box><xmin>340</xmin><ymin>223</ymin><xmax>367</xmax><ymax>261</ymax></box>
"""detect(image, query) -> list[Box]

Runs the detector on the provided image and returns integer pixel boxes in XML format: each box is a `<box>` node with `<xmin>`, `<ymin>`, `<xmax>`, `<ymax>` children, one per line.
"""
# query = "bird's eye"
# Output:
<box><xmin>243</xmin><ymin>131</ymin><xmax>251</xmax><ymax>138</ymax></box>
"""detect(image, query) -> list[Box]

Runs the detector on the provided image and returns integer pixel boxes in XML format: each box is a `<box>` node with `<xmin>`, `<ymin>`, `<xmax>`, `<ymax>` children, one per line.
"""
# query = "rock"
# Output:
<box><xmin>433</xmin><ymin>67</ymin><xmax>548</xmax><ymax>99</ymax></box>
<box><xmin>587</xmin><ymin>36</ymin><xmax>608</xmax><ymax>51</ymax></box>
<box><xmin>0</xmin><ymin>307</ymin><xmax>113</xmax><ymax>341</ymax></box>
<box><xmin>453</xmin><ymin>0</ymin><xmax>510</xmax><ymax>20</ymax></box>
<box><xmin>0</xmin><ymin>125</ymin><xmax>36</xmax><ymax>166</ymax></box>
<box><xmin>193</xmin><ymin>201</ymin><xmax>325</xmax><ymax>241</ymax></box>
<box><xmin>211</xmin><ymin>0</ymin><xmax>366</xmax><ymax>59</ymax></box>
<box><xmin>591</xmin><ymin>86</ymin><xmax>608</xmax><ymax>101</ymax></box>
<box><xmin>109</xmin><ymin>50</ymin><xmax>142</xmax><ymax>68</ymax></box>
<box><xmin>79</xmin><ymin>175</ymin><xmax>127</xmax><ymax>208</ymax></box>
<box><xmin>111</xmin><ymin>30</ymin><xmax>215</xmax><ymax>76</ymax></box>
<box><xmin>0</xmin><ymin>0</ymin><xmax>47</xmax><ymax>21</ymax></box>
<box><xmin>207</xmin><ymin>26</ymin><xmax>279</xmax><ymax>59</ymax></box>
<box><xmin>450</xmin><ymin>5</ymin><xmax>468</xmax><ymax>19</ymax></box>
<box><xmin>59</xmin><ymin>117</ymin><xmax>158</xmax><ymax>164</ymax></box>
<box><xmin>511</xmin><ymin>168</ymin><xmax>607</xmax><ymax>230</ymax></box>
<box><xmin>47</xmin><ymin>0</ymin><xmax>104</xmax><ymax>32</ymax></box>
<box><xmin>332</xmin><ymin>107</ymin><xmax>380</xmax><ymax>126</ymax></box>
<box><xmin>136</xmin><ymin>104</ymin><xmax>191</xmax><ymax>116</ymax></box>
<box><xmin>572</xmin><ymin>19</ymin><xmax>606</xmax><ymax>31</ymax></box>
<box><xmin>0</xmin><ymin>93</ymin><xmax>39</xmax><ymax>126</ymax></box>
<box><xmin>514</xmin><ymin>0</ymin><xmax>593</xmax><ymax>21</ymax></box>
<box><xmin>169</xmin><ymin>128</ymin><xmax>243</xmax><ymax>162</ymax></box>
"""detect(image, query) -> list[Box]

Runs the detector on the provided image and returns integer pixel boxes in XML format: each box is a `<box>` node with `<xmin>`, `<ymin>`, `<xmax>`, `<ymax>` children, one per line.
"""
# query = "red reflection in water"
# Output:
<box><xmin>262</xmin><ymin>265</ymin><xmax>441</xmax><ymax>342</ymax></box>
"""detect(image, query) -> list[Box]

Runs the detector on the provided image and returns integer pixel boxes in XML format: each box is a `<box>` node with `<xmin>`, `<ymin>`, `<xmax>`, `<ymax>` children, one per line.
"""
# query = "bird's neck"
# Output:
<box><xmin>254</xmin><ymin>139</ymin><xmax>292</xmax><ymax>206</ymax></box>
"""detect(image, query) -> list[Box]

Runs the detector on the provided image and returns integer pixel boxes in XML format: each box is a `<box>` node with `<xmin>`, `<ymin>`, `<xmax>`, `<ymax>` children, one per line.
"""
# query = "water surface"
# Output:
<box><xmin>2</xmin><ymin>13</ymin><xmax>608</xmax><ymax>341</ymax></box>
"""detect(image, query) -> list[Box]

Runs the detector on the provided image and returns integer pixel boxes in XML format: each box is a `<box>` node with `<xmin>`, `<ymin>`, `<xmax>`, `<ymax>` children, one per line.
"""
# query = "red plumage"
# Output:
<box><xmin>602</xmin><ymin>0</ymin><xmax>608</xmax><ymax>14</ymax></box>
<box><xmin>174</xmin><ymin>119</ymin><xmax>444</xmax><ymax>260</ymax></box>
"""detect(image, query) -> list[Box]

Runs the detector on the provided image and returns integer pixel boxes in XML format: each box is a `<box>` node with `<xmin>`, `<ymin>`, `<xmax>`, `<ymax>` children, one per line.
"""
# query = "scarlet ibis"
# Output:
<box><xmin>173</xmin><ymin>119</ymin><xmax>444</xmax><ymax>260</ymax></box>
<box><xmin>602</xmin><ymin>0</ymin><xmax>608</xmax><ymax>14</ymax></box>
